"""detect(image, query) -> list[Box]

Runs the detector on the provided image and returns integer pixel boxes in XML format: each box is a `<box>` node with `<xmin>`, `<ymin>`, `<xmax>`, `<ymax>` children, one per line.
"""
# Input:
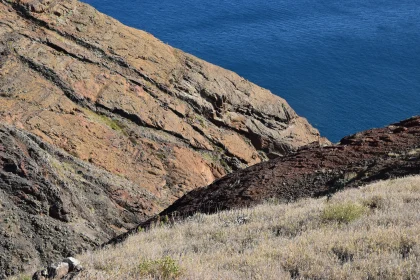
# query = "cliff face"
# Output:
<box><xmin>0</xmin><ymin>0</ymin><xmax>326</xmax><ymax>276</ymax></box>
<box><xmin>0</xmin><ymin>124</ymin><xmax>161</xmax><ymax>276</ymax></box>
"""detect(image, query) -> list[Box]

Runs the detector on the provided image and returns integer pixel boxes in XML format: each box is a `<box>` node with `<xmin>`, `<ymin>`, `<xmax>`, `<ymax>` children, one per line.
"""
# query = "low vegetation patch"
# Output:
<box><xmin>321</xmin><ymin>202</ymin><xmax>367</xmax><ymax>223</ymax></box>
<box><xmin>137</xmin><ymin>256</ymin><xmax>182</xmax><ymax>280</ymax></box>
<box><xmin>82</xmin><ymin>108</ymin><xmax>127</xmax><ymax>135</ymax></box>
<box><xmin>74</xmin><ymin>176</ymin><xmax>420</xmax><ymax>280</ymax></box>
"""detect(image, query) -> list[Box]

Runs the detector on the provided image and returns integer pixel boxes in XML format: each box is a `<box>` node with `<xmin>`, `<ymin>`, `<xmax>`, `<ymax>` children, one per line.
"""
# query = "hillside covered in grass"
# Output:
<box><xmin>66</xmin><ymin>176</ymin><xmax>420</xmax><ymax>280</ymax></box>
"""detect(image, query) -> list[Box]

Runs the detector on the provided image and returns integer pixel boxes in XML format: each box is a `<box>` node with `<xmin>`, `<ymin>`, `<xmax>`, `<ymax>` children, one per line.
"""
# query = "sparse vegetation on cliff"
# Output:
<box><xmin>75</xmin><ymin>176</ymin><xmax>420</xmax><ymax>280</ymax></box>
<box><xmin>0</xmin><ymin>0</ymin><xmax>327</xmax><ymax>275</ymax></box>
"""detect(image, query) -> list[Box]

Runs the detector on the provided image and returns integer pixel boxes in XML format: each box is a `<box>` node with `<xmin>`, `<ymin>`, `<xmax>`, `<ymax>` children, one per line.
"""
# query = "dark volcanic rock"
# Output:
<box><xmin>0</xmin><ymin>124</ymin><xmax>159</xmax><ymax>278</ymax></box>
<box><xmin>112</xmin><ymin>116</ymin><xmax>420</xmax><ymax>241</ymax></box>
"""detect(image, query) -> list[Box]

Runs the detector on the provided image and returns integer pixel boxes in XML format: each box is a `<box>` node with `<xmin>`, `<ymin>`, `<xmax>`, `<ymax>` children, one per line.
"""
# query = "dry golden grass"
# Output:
<box><xmin>74</xmin><ymin>176</ymin><xmax>419</xmax><ymax>279</ymax></box>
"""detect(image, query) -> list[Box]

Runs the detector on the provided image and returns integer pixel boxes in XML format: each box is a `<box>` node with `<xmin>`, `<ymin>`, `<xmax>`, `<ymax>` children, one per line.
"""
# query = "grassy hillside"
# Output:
<box><xmin>72</xmin><ymin>175</ymin><xmax>420</xmax><ymax>280</ymax></box>
<box><xmin>15</xmin><ymin>176</ymin><xmax>420</xmax><ymax>279</ymax></box>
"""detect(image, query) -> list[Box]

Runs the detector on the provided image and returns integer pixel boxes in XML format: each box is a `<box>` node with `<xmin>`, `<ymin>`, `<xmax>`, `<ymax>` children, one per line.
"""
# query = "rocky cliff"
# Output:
<box><xmin>0</xmin><ymin>0</ymin><xmax>326</xmax><ymax>277</ymax></box>
<box><xmin>1</xmin><ymin>124</ymin><xmax>156</xmax><ymax>276</ymax></box>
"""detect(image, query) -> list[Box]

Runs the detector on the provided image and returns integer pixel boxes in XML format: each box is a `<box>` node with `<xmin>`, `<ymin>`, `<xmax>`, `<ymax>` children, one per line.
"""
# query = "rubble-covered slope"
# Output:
<box><xmin>122</xmin><ymin>116</ymin><xmax>420</xmax><ymax>235</ymax></box>
<box><xmin>0</xmin><ymin>124</ymin><xmax>161</xmax><ymax>276</ymax></box>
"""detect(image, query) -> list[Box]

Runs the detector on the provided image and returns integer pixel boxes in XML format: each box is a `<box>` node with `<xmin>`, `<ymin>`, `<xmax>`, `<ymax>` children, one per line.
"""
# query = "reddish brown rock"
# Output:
<box><xmin>0</xmin><ymin>0</ymin><xmax>327</xmax><ymax>277</ymax></box>
<box><xmin>0</xmin><ymin>0</ymin><xmax>326</xmax><ymax>208</ymax></box>
<box><xmin>116</xmin><ymin>116</ymin><xmax>420</xmax><ymax>238</ymax></box>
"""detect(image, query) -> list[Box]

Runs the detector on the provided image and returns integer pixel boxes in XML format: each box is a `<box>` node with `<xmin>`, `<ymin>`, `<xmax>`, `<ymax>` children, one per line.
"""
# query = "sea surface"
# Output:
<box><xmin>82</xmin><ymin>0</ymin><xmax>420</xmax><ymax>142</ymax></box>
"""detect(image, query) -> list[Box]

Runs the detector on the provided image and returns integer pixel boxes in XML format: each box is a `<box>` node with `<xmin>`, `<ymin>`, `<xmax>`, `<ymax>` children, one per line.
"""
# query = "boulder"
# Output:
<box><xmin>32</xmin><ymin>257</ymin><xmax>82</xmax><ymax>280</ymax></box>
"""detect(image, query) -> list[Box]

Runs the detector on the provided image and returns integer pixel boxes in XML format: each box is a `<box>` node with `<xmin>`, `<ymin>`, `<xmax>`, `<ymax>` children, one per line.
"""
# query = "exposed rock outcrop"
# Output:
<box><xmin>0</xmin><ymin>124</ymin><xmax>160</xmax><ymax>277</ymax></box>
<box><xmin>32</xmin><ymin>257</ymin><xmax>82</xmax><ymax>280</ymax></box>
<box><xmin>0</xmin><ymin>0</ymin><xmax>326</xmax><ymax>207</ymax></box>
<box><xmin>0</xmin><ymin>0</ymin><xmax>326</xmax><ymax>277</ymax></box>
<box><xmin>112</xmin><ymin>116</ymin><xmax>420</xmax><ymax>240</ymax></box>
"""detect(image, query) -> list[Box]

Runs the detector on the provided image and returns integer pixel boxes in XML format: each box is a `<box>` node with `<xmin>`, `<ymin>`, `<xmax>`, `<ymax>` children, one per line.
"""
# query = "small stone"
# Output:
<box><xmin>63</xmin><ymin>257</ymin><xmax>81</xmax><ymax>271</ymax></box>
<box><xmin>32</xmin><ymin>257</ymin><xmax>82</xmax><ymax>280</ymax></box>
<box><xmin>51</xmin><ymin>262</ymin><xmax>69</xmax><ymax>279</ymax></box>
<box><xmin>393</xmin><ymin>127</ymin><xmax>408</xmax><ymax>133</ymax></box>
<box><xmin>32</xmin><ymin>269</ymin><xmax>48</xmax><ymax>280</ymax></box>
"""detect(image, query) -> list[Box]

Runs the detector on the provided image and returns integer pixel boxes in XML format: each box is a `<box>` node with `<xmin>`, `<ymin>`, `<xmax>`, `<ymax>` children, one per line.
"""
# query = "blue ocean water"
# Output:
<box><xmin>82</xmin><ymin>0</ymin><xmax>420</xmax><ymax>142</ymax></box>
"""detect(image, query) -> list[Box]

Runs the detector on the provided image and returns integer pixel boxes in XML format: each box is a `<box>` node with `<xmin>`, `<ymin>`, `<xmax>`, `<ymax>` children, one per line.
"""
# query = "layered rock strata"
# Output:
<box><xmin>0</xmin><ymin>0</ymin><xmax>326</xmax><ymax>277</ymax></box>
<box><xmin>0</xmin><ymin>0</ymin><xmax>325</xmax><ymax>206</ymax></box>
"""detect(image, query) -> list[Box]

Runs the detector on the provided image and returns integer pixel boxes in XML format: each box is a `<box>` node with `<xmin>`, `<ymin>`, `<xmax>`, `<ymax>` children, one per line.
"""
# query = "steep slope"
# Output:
<box><xmin>119</xmin><ymin>116</ymin><xmax>420</xmax><ymax>235</ymax></box>
<box><xmin>0</xmin><ymin>0</ymin><xmax>327</xmax><ymax>277</ymax></box>
<box><xmin>0</xmin><ymin>0</ymin><xmax>325</xmax><ymax>208</ymax></box>
<box><xmin>0</xmin><ymin>124</ymin><xmax>161</xmax><ymax>276</ymax></box>
<box><xmin>77</xmin><ymin>175</ymin><xmax>420</xmax><ymax>280</ymax></box>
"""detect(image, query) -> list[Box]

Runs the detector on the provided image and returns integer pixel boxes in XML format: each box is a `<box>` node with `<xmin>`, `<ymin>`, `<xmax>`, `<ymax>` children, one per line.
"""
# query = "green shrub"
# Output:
<box><xmin>138</xmin><ymin>256</ymin><xmax>182</xmax><ymax>279</ymax></box>
<box><xmin>321</xmin><ymin>202</ymin><xmax>366</xmax><ymax>224</ymax></box>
